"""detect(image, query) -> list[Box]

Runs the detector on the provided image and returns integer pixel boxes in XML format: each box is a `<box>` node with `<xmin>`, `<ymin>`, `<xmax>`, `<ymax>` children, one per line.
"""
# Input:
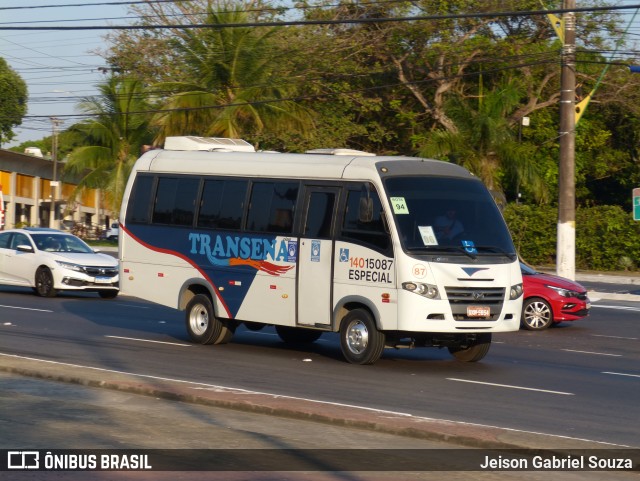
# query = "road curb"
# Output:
<box><xmin>0</xmin><ymin>354</ymin><xmax>623</xmax><ymax>451</ymax></box>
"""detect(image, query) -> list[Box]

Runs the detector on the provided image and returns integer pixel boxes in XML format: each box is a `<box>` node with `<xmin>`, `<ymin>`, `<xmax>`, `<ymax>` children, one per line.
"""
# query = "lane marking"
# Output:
<box><xmin>602</xmin><ymin>371</ymin><xmax>640</xmax><ymax>379</ymax></box>
<box><xmin>447</xmin><ymin>378</ymin><xmax>574</xmax><ymax>396</ymax></box>
<box><xmin>113</xmin><ymin>303</ymin><xmax>151</xmax><ymax>309</ymax></box>
<box><xmin>0</xmin><ymin>352</ymin><xmax>631</xmax><ymax>447</ymax></box>
<box><xmin>562</xmin><ymin>349</ymin><xmax>622</xmax><ymax>357</ymax></box>
<box><xmin>0</xmin><ymin>304</ymin><xmax>53</xmax><ymax>313</ymax></box>
<box><xmin>105</xmin><ymin>335</ymin><xmax>191</xmax><ymax>347</ymax></box>
<box><xmin>592</xmin><ymin>305</ymin><xmax>640</xmax><ymax>312</ymax></box>
<box><xmin>591</xmin><ymin>334</ymin><xmax>638</xmax><ymax>341</ymax></box>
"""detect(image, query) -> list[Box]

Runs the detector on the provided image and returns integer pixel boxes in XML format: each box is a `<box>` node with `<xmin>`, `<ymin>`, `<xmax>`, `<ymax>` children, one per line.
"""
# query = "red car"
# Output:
<box><xmin>520</xmin><ymin>263</ymin><xmax>591</xmax><ymax>330</ymax></box>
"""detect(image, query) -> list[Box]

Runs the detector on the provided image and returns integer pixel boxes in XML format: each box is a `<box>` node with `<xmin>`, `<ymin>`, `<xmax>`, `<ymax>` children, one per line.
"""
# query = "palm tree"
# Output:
<box><xmin>64</xmin><ymin>76</ymin><xmax>152</xmax><ymax>214</ymax></box>
<box><xmin>151</xmin><ymin>3</ymin><xmax>314</xmax><ymax>144</ymax></box>
<box><xmin>418</xmin><ymin>83</ymin><xmax>548</xmax><ymax>204</ymax></box>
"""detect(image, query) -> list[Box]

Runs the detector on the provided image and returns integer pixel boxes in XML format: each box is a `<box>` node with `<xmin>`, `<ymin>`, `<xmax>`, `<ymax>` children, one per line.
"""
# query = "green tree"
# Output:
<box><xmin>99</xmin><ymin>0</ymin><xmax>640</xmax><ymax>208</ymax></box>
<box><xmin>151</xmin><ymin>3</ymin><xmax>314</xmax><ymax>145</ymax></box>
<box><xmin>64</xmin><ymin>76</ymin><xmax>152</xmax><ymax>213</ymax></box>
<box><xmin>417</xmin><ymin>84</ymin><xmax>548</xmax><ymax>203</ymax></box>
<box><xmin>0</xmin><ymin>58</ymin><xmax>28</xmax><ymax>145</ymax></box>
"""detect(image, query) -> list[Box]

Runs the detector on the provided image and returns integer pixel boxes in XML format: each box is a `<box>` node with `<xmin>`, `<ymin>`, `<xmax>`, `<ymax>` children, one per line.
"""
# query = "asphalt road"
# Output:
<box><xmin>0</xmin><ymin>286</ymin><xmax>638</xmax><ymax>450</ymax></box>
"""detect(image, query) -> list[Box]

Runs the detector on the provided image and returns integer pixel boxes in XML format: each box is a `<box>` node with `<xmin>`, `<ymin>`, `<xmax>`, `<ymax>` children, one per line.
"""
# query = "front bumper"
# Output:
<box><xmin>56</xmin><ymin>269</ymin><xmax>120</xmax><ymax>291</ymax></box>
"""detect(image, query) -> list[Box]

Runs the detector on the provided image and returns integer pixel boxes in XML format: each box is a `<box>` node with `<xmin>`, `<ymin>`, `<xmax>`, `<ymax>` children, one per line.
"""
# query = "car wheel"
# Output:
<box><xmin>185</xmin><ymin>294</ymin><xmax>233</xmax><ymax>345</ymax></box>
<box><xmin>35</xmin><ymin>267</ymin><xmax>57</xmax><ymax>297</ymax></box>
<box><xmin>522</xmin><ymin>297</ymin><xmax>553</xmax><ymax>330</ymax></box>
<box><xmin>339</xmin><ymin>309</ymin><xmax>385</xmax><ymax>365</ymax></box>
<box><xmin>98</xmin><ymin>290</ymin><xmax>118</xmax><ymax>299</ymax></box>
<box><xmin>275</xmin><ymin>326</ymin><xmax>322</xmax><ymax>344</ymax></box>
<box><xmin>448</xmin><ymin>333</ymin><xmax>492</xmax><ymax>362</ymax></box>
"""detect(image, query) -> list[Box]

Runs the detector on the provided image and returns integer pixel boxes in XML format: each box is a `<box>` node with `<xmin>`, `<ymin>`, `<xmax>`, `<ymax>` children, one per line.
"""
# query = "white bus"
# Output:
<box><xmin>119</xmin><ymin>136</ymin><xmax>523</xmax><ymax>364</ymax></box>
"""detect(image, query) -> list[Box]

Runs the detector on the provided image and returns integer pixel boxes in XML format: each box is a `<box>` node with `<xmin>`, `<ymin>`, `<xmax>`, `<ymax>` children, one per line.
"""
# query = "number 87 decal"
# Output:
<box><xmin>412</xmin><ymin>264</ymin><xmax>427</xmax><ymax>279</ymax></box>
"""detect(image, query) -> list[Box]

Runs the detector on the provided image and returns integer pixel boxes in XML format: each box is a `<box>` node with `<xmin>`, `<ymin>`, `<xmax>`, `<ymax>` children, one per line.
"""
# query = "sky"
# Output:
<box><xmin>2</xmin><ymin>1</ymin><xmax>640</xmax><ymax>150</ymax></box>
<box><xmin>0</xmin><ymin>0</ymin><xmax>131</xmax><ymax>148</ymax></box>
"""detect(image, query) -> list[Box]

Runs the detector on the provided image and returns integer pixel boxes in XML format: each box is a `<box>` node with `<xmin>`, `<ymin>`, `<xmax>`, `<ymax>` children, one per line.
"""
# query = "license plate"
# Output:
<box><xmin>95</xmin><ymin>276</ymin><xmax>112</xmax><ymax>284</ymax></box>
<box><xmin>467</xmin><ymin>306</ymin><xmax>490</xmax><ymax>318</ymax></box>
<box><xmin>586</xmin><ymin>302</ymin><xmax>591</xmax><ymax>309</ymax></box>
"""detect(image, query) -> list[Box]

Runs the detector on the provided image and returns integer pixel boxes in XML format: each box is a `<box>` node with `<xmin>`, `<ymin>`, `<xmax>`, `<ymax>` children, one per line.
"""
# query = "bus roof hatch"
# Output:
<box><xmin>305</xmin><ymin>148</ymin><xmax>375</xmax><ymax>156</ymax></box>
<box><xmin>164</xmin><ymin>136</ymin><xmax>256</xmax><ymax>152</ymax></box>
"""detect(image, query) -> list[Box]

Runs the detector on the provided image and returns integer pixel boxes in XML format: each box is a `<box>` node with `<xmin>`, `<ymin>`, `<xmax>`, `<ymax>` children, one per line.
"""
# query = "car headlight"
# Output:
<box><xmin>510</xmin><ymin>283</ymin><xmax>523</xmax><ymax>300</ymax></box>
<box><xmin>402</xmin><ymin>282</ymin><xmax>440</xmax><ymax>299</ymax></box>
<box><xmin>546</xmin><ymin>285</ymin><xmax>579</xmax><ymax>298</ymax></box>
<box><xmin>55</xmin><ymin>260</ymin><xmax>85</xmax><ymax>273</ymax></box>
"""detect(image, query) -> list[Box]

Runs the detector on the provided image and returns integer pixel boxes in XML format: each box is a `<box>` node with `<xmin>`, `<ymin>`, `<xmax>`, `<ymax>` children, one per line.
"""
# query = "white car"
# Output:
<box><xmin>0</xmin><ymin>228</ymin><xmax>119</xmax><ymax>298</ymax></box>
<box><xmin>106</xmin><ymin>222</ymin><xmax>119</xmax><ymax>240</ymax></box>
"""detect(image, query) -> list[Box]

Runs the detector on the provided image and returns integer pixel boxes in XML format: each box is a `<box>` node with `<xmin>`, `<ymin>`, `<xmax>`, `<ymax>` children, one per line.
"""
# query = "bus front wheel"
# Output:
<box><xmin>185</xmin><ymin>294</ymin><xmax>232</xmax><ymax>345</ymax></box>
<box><xmin>448</xmin><ymin>333</ymin><xmax>492</xmax><ymax>362</ymax></box>
<box><xmin>339</xmin><ymin>309</ymin><xmax>385</xmax><ymax>365</ymax></box>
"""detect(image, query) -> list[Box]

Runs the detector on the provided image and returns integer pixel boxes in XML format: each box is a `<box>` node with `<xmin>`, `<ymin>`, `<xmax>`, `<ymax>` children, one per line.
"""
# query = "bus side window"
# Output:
<box><xmin>247</xmin><ymin>181</ymin><xmax>299</xmax><ymax>234</ymax></box>
<box><xmin>341</xmin><ymin>183</ymin><xmax>390</xmax><ymax>251</ymax></box>
<box><xmin>152</xmin><ymin>177</ymin><xmax>200</xmax><ymax>226</ymax></box>
<box><xmin>304</xmin><ymin>191</ymin><xmax>336</xmax><ymax>238</ymax></box>
<box><xmin>198</xmin><ymin>179</ymin><xmax>247</xmax><ymax>231</ymax></box>
<box><xmin>126</xmin><ymin>175</ymin><xmax>154</xmax><ymax>224</ymax></box>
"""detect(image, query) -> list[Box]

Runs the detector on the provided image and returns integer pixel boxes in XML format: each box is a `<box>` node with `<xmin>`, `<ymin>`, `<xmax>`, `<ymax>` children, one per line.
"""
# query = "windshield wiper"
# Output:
<box><xmin>473</xmin><ymin>246</ymin><xmax>517</xmax><ymax>258</ymax></box>
<box><xmin>408</xmin><ymin>245</ymin><xmax>517</xmax><ymax>260</ymax></box>
<box><xmin>408</xmin><ymin>245</ymin><xmax>477</xmax><ymax>259</ymax></box>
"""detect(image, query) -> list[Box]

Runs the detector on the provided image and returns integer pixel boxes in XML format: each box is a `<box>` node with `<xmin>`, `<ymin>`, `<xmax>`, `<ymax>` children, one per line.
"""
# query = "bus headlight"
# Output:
<box><xmin>402</xmin><ymin>282</ymin><xmax>440</xmax><ymax>299</ymax></box>
<box><xmin>510</xmin><ymin>283</ymin><xmax>523</xmax><ymax>300</ymax></box>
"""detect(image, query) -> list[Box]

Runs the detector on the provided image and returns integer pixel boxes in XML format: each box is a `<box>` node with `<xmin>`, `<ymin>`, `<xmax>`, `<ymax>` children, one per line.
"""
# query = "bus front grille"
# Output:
<box><xmin>445</xmin><ymin>286</ymin><xmax>505</xmax><ymax>321</ymax></box>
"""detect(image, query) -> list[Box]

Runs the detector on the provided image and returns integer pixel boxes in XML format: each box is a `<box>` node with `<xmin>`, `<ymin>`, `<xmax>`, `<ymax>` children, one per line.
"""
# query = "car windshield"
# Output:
<box><xmin>31</xmin><ymin>233</ymin><xmax>94</xmax><ymax>254</ymax></box>
<box><xmin>520</xmin><ymin>263</ymin><xmax>537</xmax><ymax>275</ymax></box>
<box><xmin>384</xmin><ymin>176</ymin><xmax>516</xmax><ymax>258</ymax></box>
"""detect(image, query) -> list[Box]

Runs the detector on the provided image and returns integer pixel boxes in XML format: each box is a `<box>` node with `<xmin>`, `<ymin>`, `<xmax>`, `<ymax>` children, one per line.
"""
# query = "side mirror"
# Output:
<box><xmin>16</xmin><ymin>245</ymin><xmax>34</xmax><ymax>253</ymax></box>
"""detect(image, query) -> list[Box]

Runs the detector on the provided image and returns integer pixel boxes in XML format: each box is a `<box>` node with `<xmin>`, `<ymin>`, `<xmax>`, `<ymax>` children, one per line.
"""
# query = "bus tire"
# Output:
<box><xmin>339</xmin><ymin>309</ymin><xmax>385</xmax><ymax>365</ymax></box>
<box><xmin>213</xmin><ymin>322</ymin><xmax>235</xmax><ymax>345</ymax></box>
<box><xmin>275</xmin><ymin>326</ymin><xmax>322</xmax><ymax>344</ymax></box>
<box><xmin>448</xmin><ymin>333</ymin><xmax>492</xmax><ymax>362</ymax></box>
<box><xmin>185</xmin><ymin>294</ymin><xmax>224</xmax><ymax>345</ymax></box>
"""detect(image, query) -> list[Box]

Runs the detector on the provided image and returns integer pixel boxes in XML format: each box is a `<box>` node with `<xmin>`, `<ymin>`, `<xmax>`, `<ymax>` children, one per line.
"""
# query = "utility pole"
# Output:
<box><xmin>557</xmin><ymin>0</ymin><xmax>576</xmax><ymax>280</ymax></box>
<box><xmin>49</xmin><ymin>117</ymin><xmax>63</xmax><ymax>230</ymax></box>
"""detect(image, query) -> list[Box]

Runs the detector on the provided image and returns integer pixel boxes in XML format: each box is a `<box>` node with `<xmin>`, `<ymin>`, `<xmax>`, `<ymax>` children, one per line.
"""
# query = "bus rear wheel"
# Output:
<box><xmin>339</xmin><ymin>309</ymin><xmax>385</xmax><ymax>365</ymax></box>
<box><xmin>185</xmin><ymin>294</ymin><xmax>232</xmax><ymax>345</ymax></box>
<box><xmin>448</xmin><ymin>333</ymin><xmax>492</xmax><ymax>362</ymax></box>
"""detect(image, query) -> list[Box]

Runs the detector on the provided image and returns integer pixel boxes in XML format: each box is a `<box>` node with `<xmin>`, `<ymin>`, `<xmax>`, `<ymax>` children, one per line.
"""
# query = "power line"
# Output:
<box><xmin>0</xmin><ymin>0</ymin><xmax>184</xmax><ymax>11</ymax></box>
<box><xmin>20</xmin><ymin>57</ymin><xmax>561</xmax><ymax>120</ymax></box>
<box><xmin>1</xmin><ymin>3</ymin><xmax>640</xmax><ymax>31</ymax></box>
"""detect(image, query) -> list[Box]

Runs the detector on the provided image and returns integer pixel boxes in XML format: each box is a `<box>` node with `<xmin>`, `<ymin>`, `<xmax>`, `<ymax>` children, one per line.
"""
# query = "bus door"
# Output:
<box><xmin>297</xmin><ymin>186</ymin><xmax>340</xmax><ymax>327</ymax></box>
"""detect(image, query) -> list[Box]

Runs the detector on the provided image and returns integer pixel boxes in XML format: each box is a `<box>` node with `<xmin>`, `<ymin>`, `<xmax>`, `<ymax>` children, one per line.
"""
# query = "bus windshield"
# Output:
<box><xmin>384</xmin><ymin>176</ymin><xmax>516</xmax><ymax>258</ymax></box>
